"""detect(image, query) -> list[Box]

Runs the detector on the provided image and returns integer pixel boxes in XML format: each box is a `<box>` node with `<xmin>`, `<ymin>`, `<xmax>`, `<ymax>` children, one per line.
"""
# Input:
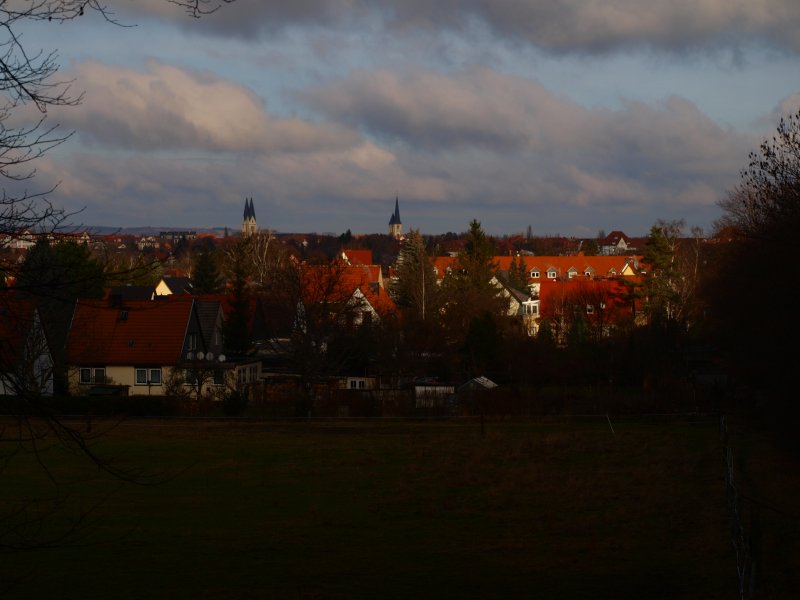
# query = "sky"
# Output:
<box><xmin>9</xmin><ymin>1</ymin><xmax>800</xmax><ymax>236</ymax></box>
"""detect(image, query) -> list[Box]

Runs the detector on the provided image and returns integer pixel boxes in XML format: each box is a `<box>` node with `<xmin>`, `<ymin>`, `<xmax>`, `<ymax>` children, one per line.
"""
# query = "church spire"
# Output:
<box><xmin>388</xmin><ymin>196</ymin><xmax>402</xmax><ymax>239</ymax></box>
<box><xmin>242</xmin><ymin>197</ymin><xmax>257</xmax><ymax>237</ymax></box>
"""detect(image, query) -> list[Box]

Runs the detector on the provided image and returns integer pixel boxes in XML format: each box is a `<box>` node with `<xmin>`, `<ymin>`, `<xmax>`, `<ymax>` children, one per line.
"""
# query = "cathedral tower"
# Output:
<box><xmin>242</xmin><ymin>197</ymin><xmax>257</xmax><ymax>237</ymax></box>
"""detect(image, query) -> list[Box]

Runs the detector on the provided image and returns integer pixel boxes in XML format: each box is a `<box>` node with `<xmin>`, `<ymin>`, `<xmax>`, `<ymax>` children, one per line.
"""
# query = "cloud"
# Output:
<box><xmin>303</xmin><ymin>67</ymin><xmax>751</xmax><ymax>176</ymax></box>
<box><xmin>54</xmin><ymin>60</ymin><xmax>358</xmax><ymax>153</ymax></box>
<box><xmin>35</xmin><ymin>61</ymin><xmax>760</xmax><ymax>235</ymax></box>
<box><xmin>125</xmin><ymin>1</ymin><xmax>800</xmax><ymax>55</ymax></box>
<box><xmin>300</xmin><ymin>67</ymin><xmax>581</xmax><ymax>152</ymax></box>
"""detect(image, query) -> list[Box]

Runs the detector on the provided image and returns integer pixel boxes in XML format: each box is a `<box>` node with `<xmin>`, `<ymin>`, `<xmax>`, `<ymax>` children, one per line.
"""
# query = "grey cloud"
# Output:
<box><xmin>300</xmin><ymin>67</ymin><xmax>580</xmax><ymax>152</ymax></box>
<box><xmin>300</xmin><ymin>66</ymin><xmax>753</xmax><ymax>228</ymax></box>
<box><xmin>127</xmin><ymin>1</ymin><xmax>800</xmax><ymax>55</ymax></box>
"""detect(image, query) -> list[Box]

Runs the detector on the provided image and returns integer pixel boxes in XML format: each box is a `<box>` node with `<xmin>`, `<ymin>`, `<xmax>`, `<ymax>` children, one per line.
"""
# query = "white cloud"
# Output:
<box><xmin>53</xmin><ymin>60</ymin><xmax>358</xmax><ymax>154</ymax></box>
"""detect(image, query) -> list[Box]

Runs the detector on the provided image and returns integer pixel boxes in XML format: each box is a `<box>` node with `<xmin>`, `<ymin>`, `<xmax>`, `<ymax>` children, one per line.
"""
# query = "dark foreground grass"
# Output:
<box><xmin>1</xmin><ymin>418</ymin><xmax>735</xmax><ymax>599</ymax></box>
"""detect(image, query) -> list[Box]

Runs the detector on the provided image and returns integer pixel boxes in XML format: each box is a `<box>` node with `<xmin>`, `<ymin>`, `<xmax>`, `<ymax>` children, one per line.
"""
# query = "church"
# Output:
<box><xmin>242</xmin><ymin>197</ymin><xmax>257</xmax><ymax>237</ymax></box>
<box><xmin>388</xmin><ymin>197</ymin><xmax>402</xmax><ymax>239</ymax></box>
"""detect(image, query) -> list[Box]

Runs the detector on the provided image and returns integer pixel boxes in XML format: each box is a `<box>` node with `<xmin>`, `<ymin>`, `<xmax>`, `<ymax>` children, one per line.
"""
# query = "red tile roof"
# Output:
<box><xmin>67</xmin><ymin>296</ymin><xmax>195</xmax><ymax>366</ymax></box>
<box><xmin>432</xmin><ymin>255</ymin><xmax>641</xmax><ymax>280</ymax></box>
<box><xmin>0</xmin><ymin>294</ymin><xmax>36</xmax><ymax>370</ymax></box>
<box><xmin>340</xmin><ymin>249</ymin><xmax>373</xmax><ymax>266</ymax></box>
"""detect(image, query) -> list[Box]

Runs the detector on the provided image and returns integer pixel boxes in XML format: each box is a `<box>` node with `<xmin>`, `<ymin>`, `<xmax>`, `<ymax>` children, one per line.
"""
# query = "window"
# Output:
<box><xmin>135</xmin><ymin>368</ymin><xmax>162</xmax><ymax>385</ymax></box>
<box><xmin>568</xmin><ymin>269</ymin><xmax>577</xmax><ymax>279</ymax></box>
<box><xmin>530</xmin><ymin>270</ymin><xmax>540</xmax><ymax>278</ymax></box>
<box><xmin>586</xmin><ymin>305</ymin><xmax>594</xmax><ymax>314</ymax></box>
<box><xmin>547</xmin><ymin>270</ymin><xmax>557</xmax><ymax>279</ymax></box>
<box><xmin>358</xmin><ymin>380</ymin><xmax>365</xmax><ymax>389</ymax></box>
<box><xmin>350</xmin><ymin>379</ymin><xmax>358</xmax><ymax>389</ymax></box>
<box><xmin>79</xmin><ymin>367</ymin><xmax>105</xmax><ymax>384</ymax></box>
<box><xmin>523</xmin><ymin>302</ymin><xmax>539</xmax><ymax>316</ymax></box>
<box><xmin>187</xmin><ymin>333</ymin><xmax>197</xmax><ymax>351</ymax></box>
<box><xmin>213</xmin><ymin>370</ymin><xmax>224</xmax><ymax>385</ymax></box>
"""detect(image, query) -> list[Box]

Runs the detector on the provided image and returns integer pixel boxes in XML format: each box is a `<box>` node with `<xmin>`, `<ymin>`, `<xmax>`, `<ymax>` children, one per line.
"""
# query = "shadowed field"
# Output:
<box><xmin>1</xmin><ymin>418</ymin><xmax>735</xmax><ymax>599</ymax></box>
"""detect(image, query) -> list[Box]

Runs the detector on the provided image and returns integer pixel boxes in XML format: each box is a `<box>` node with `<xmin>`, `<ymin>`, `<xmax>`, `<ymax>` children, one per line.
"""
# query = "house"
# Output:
<box><xmin>340</xmin><ymin>249</ymin><xmax>373</xmax><ymax>266</ymax></box>
<box><xmin>154</xmin><ymin>276</ymin><xmax>194</xmax><ymax>296</ymax></box>
<box><xmin>106</xmin><ymin>285</ymin><xmax>155</xmax><ymax>301</ymax></box>
<box><xmin>298</xmin><ymin>262</ymin><xmax>396</xmax><ymax>331</ymax></box>
<box><xmin>430</xmin><ymin>254</ymin><xmax>641</xmax><ymax>336</ymax></box>
<box><xmin>599</xmin><ymin>231</ymin><xmax>634</xmax><ymax>255</ymax></box>
<box><xmin>414</xmin><ymin>380</ymin><xmax>456</xmax><ymax>409</ymax></box>
<box><xmin>0</xmin><ymin>294</ymin><xmax>54</xmax><ymax>396</ymax></box>
<box><xmin>538</xmin><ymin>277</ymin><xmax>638</xmax><ymax>344</ymax></box>
<box><xmin>65</xmin><ymin>295</ymin><xmax>259</xmax><ymax>397</ymax></box>
<box><xmin>492</xmin><ymin>274</ymin><xmax>540</xmax><ymax>335</ymax></box>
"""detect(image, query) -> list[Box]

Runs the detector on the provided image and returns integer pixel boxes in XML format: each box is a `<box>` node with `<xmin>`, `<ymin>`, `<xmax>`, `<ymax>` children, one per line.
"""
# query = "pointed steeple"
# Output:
<box><xmin>388</xmin><ymin>196</ymin><xmax>402</xmax><ymax>238</ymax></box>
<box><xmin>242</xmin><ymin>198</ymin><xmax>257</xmax><ymax>237</ymax></box>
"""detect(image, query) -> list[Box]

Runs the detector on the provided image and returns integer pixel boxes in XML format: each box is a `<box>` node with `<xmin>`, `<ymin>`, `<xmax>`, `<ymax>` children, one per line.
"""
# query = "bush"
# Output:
<box><xmin>223</xmin><ymin>389</ymin><xmax>248</xmax><ymax>416</ymax></box>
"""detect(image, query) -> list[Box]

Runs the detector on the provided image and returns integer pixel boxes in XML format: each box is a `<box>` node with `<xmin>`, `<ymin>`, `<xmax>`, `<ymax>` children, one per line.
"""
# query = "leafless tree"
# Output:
<box><xmin>1</xmin><ymin>0</ymin><xmax>235</xmax><ymax>550</ymax></box>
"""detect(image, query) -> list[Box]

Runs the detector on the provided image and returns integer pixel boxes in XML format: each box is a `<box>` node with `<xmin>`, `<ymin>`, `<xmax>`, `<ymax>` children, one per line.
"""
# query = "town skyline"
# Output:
<box><xmin>7</xmin><ymin>2</ymin><xmax>800</xmax><ymax>236</ymax></box>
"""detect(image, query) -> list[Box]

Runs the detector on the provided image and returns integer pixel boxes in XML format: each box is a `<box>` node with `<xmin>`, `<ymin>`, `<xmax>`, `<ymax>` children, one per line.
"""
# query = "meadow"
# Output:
<box><xmin>1</xmin><ymin>417</ymin><xmax>736</xmax><ymax>599</ymax></box>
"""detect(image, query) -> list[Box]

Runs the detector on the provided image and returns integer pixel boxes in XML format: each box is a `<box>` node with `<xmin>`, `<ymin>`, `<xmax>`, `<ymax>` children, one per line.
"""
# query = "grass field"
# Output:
<box><xmin>1</xmin><ymin>417</ymin><xmax>736</xmax><ymax>599</ymax></box>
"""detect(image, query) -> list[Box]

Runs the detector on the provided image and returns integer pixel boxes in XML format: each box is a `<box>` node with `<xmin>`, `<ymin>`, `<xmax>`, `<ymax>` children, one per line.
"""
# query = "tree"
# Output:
<box><xmin>193</xmin><ymin>248</ymin><xmax>223</xmax><ymax>294</ymax></box>
<box><xmin>1</xmin><ymin>0</ymin><xmax>236</xmax><ymax>550</ymax></box>
<box><xmin>392</xmin><ymin>229</ymin><xmax>439</xmax><ymax>323</ymax></box>
<box><xmin>583</xmin><ymin>239</ymin><xmax>599</xmax><ymax>256</ymax></box>
<box><xmin>220</xmin><ymin>240</ymin><xmax>252</xmax><ymax>355</ymax></box>
<box><xmin>710</xmin><ymin>110</ymin><xmax>800</xmax><ymax>420</ymax></box>
<box><xmin>245</xmin><ymin>231</ymin><xmax>288</xmax><ymax>288</ymax></box>
<box><xmin>641</xmin><ymin>220</ymin><xmax>703</xmax><ymax>331</ymax></box>
<box><xmin>441</xmin><ymin>220</ymin><xmax>505</xmax><ymax>334</ymax></box>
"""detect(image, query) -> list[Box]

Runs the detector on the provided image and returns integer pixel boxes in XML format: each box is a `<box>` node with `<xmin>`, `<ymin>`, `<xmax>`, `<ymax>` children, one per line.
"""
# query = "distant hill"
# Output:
<box><xmin>83</xmin><ymin>226</ymin><xmax>230</xmax><ymax>237</ymax></box>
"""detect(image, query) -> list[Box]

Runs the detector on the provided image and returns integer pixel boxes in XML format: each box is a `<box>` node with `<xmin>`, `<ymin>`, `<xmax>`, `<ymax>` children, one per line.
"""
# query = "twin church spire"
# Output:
<box><xmin>242</xmin><ymin>197</ymin><xmax>257</xmax><ymax>237</ymax></box>
<box><xmin>242</xmin><ymin>196</ymin><xmax>402</xmax><ymax>238</ymax></box>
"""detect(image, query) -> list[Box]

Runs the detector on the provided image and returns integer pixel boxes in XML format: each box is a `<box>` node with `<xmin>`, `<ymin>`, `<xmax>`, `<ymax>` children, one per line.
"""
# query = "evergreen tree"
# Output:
<box><xmin>441</xmin><ymin>220</ymin><xmax>505</xmax><ymax>345</ymax></box>
<box><xmin>642</xmin><ymin>220</ymin><xmax>686</xmax><ymax>327</ymax></box>
<box><xmin>18</xmin><ymin>239</ymin><xmax>105</xmax><ymax>301</ymax></box>
<box><xmin>221</xmin><ymin>241</ymin><xmax>252</xmax><ymax>355</ymax></box>
<box><xmin>507</xmin><ymin>255</ymin><xmax>529</xmax><ymax>291</ymax></box>
<box><xmin>193</xmin><ymin>249</ymin><xmax>223</xmax><ymax>294</ymax></box>
<box><xmin>392</xmin><ymin>229</ymin><xmax>439</xmax><ymax>322</ymax></box>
